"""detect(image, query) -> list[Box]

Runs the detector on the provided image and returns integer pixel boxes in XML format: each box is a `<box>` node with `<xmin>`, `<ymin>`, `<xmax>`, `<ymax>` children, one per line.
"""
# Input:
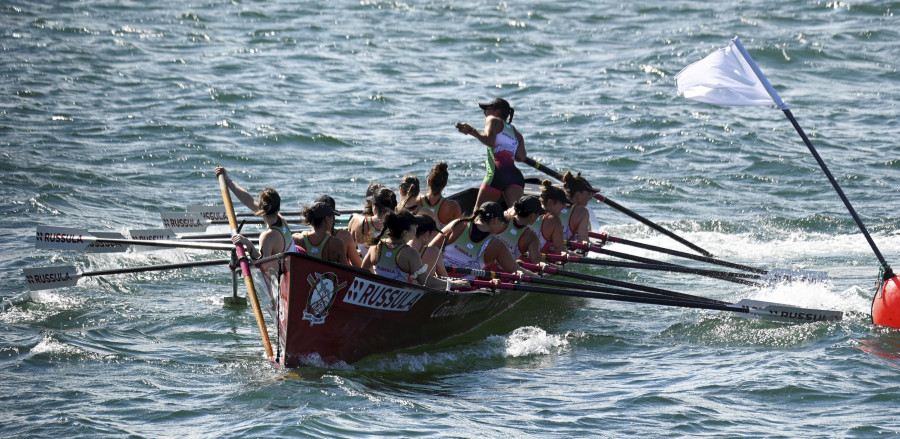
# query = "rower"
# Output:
<box><xmin>293</xmin><ymin>201</ymin><xmax>348</xmax><ymax>265</ymax></box>
<box><xmin>561</xmin><ymin>171</ymin><xmax>597</xmax><ymax>241</ymax></box>
<box><xmin>398</xmin><ymin>175</ymin><xmax>436</xmax><ymax>220</ymax></box>
<box><xmin>432</xmin><ymin>201</ymin><xmax>534</xmax><ymax>280</ymax></box>
<box><xmin>416</xmin><ymin>161</ymin><xmax>462</xmax><ymax>230</ymax></box>
<box><xmin>214</xmin><ymin>166</ymin><xmax>299</xmax><ymax>259</ymax></box>
<box><xmin>362</xmin><ymin>210</ymin><xmax>470</xmax><ymax>290</ymax></box>
<box><xmin>348</xmin><ymin>187</ymin><xmax>397</xmax><ymax>258</ymax></box>
<box><xmin>529</xmin><ymin>180</ymin><xmax>567</xmax><ymax>255</ymax></box>
<box><xmin>455</xmin><ymin>98</ymin><xmax>527</xmax><ymax>212</ymax></box>
<box><xmin>409</xmin><ymin>214</ymin><xmax>449</xmax><ymax>277</ymax></box>
<box><xmin>311</xmin><ymin>194</ymin><xmax>362</xmax><ymax>267</ymax></box>
<box><xmin>494</xmin><ymin>195</ymin><xmax>545</xmax><ymax>264</ymax></box>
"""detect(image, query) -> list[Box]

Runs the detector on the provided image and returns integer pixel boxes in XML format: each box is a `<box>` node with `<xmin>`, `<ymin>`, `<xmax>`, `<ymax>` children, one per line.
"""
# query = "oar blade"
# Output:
<box><xmin>128</xmin><ymin>228</ymin><xmax>179</xmax><ymax>252</ymax></box>
<box><xmin>23</xmin><ymin>266</ymin><xmax>80</xmax><ymax>291</ymax></box>
<box><xmin>186</xmin><ymin>205</ymin><xmax>228</xmax><ymax>222</ymax></box>
<box><xmin>160</xmin><ymin>211</ymin><xmax>209</xmax><ymax>233</ymax></box>
<box><xmin>85</xmin><ymin>232</ymin><xmax>128</xmax><ymax>253</ymax></box>
<box><xmin>35</xmin><ymin>226</ymin><xmax>92</xmax><ymax>251</ymax></box>
<box><xmin>732</xmin><ymin>299</ymin><xmax>843</xmax><ymax>323</ymax></box>
<box><xmin>761</xmin><ymin>268</ymin><xmax>829</xmax><ymax>284</ymax></box>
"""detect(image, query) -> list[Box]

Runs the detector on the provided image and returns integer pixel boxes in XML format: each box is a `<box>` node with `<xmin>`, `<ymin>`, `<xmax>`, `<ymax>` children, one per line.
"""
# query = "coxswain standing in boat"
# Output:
<box><xmin>529</xmin><ymin>180</ymin><xmax>568</xmax><ymax>255</ymax></box>
<box><xmin>560</xmin><ymin>171</ymin><xmax>596</xmax><ymax>242</ymax></box>
<box><xmin>293</xmin><ymin>201</ymin><xmax>348</xmax><ymax>265</ymax></box>
<box><xmin>415</xmin><ymin>161</ymin><xmax>462</xmax><ymax>230</ymax></box>
<box><xmin>433</xmin><ymin>201</ymin><xmax>536</xmax><ymax>279</ymax></box>
<box><xmin>409</xmin><ymin>214</ymin><xmax>450</xmax><ymax>277</ymax></box>
<box><xmin>310</xmin><ymin>194</ymin><xmax>362</xmax><ymax>266</ymax></box>
<box><xmin>398</xmin><ymin>175</ymin><xmax>436</xmax><ymax>220</ymax></box>
<box><xmin>493</xmin><ymin>195</ymin><xmax>545</xmax><ymax>264</ymax></box>
<box><xmin>455</xmin><ymin>98</ymin><xmax>527</xmax><ymax>212</ymax></box>
<box><xmin>348</xmin><ymin>187</ymin><xmax>397</xmax><ymax>259</ymax></box>
<box><xmin>362</xmin><ymin>210</ymin><xmax>470</xmax><ymax>290</ymax></box>
<box><xmin>214</xmin><ymin>166</ymin><xmax>299</xmax><ymax>258</ymax></box>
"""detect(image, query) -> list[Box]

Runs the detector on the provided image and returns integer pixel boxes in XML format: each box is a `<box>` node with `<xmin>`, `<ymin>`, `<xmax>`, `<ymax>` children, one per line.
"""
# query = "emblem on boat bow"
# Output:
<box><xmin>303</xmin><ymin>272</ymin><xmax>347</xmax><ymax>325</ymax></box>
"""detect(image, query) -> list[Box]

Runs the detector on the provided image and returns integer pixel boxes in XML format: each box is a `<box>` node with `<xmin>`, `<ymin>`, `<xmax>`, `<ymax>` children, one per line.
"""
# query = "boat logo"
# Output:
<box><xmin>302</xmin><ymin>272</ymin><xmax>347</xmax><ymax>325</ymax></box>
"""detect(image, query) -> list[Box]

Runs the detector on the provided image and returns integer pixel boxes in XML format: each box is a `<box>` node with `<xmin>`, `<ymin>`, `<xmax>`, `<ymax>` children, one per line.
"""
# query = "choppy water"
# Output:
<box><xmin>2</xmin><ymin>0</ymin><xmax>900</xmax><ymax>437</ymax></box>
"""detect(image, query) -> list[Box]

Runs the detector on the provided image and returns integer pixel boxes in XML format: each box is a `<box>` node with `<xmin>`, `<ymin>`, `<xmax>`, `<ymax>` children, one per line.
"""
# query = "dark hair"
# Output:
<box><xmin>368</xmin><ymin>209</ymin><xmax>417</xmax><ymax>247</ymax></box>
<box><xmin>301</xmin><ymin>201</ymin><xmax>338</xmax><ymax>228</ymax></box>
<box><xmin>562</xmin><ymin>171</ymin><xmax>594</xmax><ymax>197</ymax></box>
<box><xmin>398</xmin><ymin>175</ymin><xmax>420</xmax><ymax>209</ymax></box>
<box><xmin>427</xmin><ymin>162</ymin><xmax>449</xmax><ymax>193</ymax></box>
<box><xmin>481</xmin><ymin>98</ymin><xmax>515</xmax><ymax>124</ymax></box>
<box><xmin>362</xmin><ymin>182</ymin><xmax>384</xmax><ymax>215</ymax></box>
<box><xmin>255</xmin><ymin>188</ymin><xmax>281</xmax><ymax>216</ymax></box>
<box><xmin>513</xmin><ymin>195</ymin><xmax>545</xmax><ymax>217</ymax></box>
<box><xmin>369</xmin><ymin>187</ymin><xmax>398</xmax><ymax>217</ymax></box>
<box><xmin>458</xmin><ymin>201</ymin><xmax>507</xmax><ymax>224</ymax></box>
<box><xmin>415</xmin><ymin>214</ymin><xmax>439</xmax><ymax>238</ymax></box>
<box><xmin>540</xmin><ymin>180</ymin><xmax>569</xmax><ymax>204</ymax></box>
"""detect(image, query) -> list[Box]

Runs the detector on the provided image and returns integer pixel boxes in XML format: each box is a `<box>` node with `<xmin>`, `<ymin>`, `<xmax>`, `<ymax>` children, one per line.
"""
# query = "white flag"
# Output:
<box><xmin>675</xmin><ymin>40</ymin><xmax>775</xmax><ymax>106</ymax></box>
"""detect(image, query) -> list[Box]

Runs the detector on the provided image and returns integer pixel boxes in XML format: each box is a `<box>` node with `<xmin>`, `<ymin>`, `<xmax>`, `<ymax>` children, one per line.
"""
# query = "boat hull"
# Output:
<box><xmin>251</xmin><ymin>252</ymin><xmax>529</xmax><ymax>366</ymax></box>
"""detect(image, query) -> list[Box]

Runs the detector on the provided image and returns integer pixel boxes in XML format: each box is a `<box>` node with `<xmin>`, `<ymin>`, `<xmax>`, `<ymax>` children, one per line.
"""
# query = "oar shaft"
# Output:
<box><xmin>544</xmin><ymin>253</ymin><xmax>762</xmax><ymax>287</ymax></box>
<box><xmin>471</xmin><ymin>279</ymin><xmax>743</xmax><ymax>313</ymax></box>
<box><xmin>523</xmin><ymin>157</ymin><xmax>714</xmax><ymax>257</ymax></box>
<box><xmin>452</xmin><ymin>265</ymin><xmax>725</xmax><ymax>305</ymax></box>
<box><xmin>518</xmin><ymin>261</ymin><xmax>727</xmax><ymax>304</ymax></box>
<box><xmin>591</xmin><ymin>232</ymin><xmax>767</xmax><ymax>274</ymax></box>
<box><xmin>84</xmin><ymin>259</ymin><xmax>230</xmax><ymax>277</ymax></box>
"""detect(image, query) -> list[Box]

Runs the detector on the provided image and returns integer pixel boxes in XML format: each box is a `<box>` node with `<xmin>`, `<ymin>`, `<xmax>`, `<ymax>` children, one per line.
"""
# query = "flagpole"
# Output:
<box><xmin>731</xmin><ymin>37</ymin><xmax>894</xmax><ymax>280</ymax></box>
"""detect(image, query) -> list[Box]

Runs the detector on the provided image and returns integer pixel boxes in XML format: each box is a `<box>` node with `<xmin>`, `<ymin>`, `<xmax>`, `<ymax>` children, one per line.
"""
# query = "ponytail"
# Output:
<box><xmin>399</xmin><ymin>175</ymin><xmax>420</xmax><ymax>209</ymax></box>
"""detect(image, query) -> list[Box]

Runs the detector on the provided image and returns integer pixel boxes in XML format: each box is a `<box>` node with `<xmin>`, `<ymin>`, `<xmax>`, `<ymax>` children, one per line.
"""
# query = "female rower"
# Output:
<box><xmin>348</xmin><ymin>187</ymin><xmax>397</xmax><ymax>258</ymax></box>
<box><xmin>432</xmin><ymin>201</ymin><xmax>533</xmax><ymax>278</ymax></box>
<box><xmin>312</xmin><ymin>194</ymin><xmax>362</xmax><ymax>267</ymax></box>
<box><xmin>408</xmin><ymin>214</ymin><xmax>448</xmax><ymax>277</ymax></box>
<box><xmin>560</xmin><ymin>171</ymin><xmax>596</xmax><ymax>242</ymax></box>
<box><xmin>214</xmin><ymin>166</ymin><xmax>299</xmax><ymax>259</ymax></box>
<box><xmin>293</xmin><ymin>201</ymin><xmax>348</xmax><ymax>265</ymax></box>
<box><xmin>398</xmin><ymin>175</ymin><xmax>436</xmax><ymax>220</ymax></box>
<box><xmin>494</xmin><ymin>195</ymin><xmax>545</xmax><ymax>264</ymax></box>
<box><xmin>416</xmin><ymin>161</ymin><xmax>462</xmax><ymax>230</ymax></box>
<box><xmin>529</xmin><ymin>180</ymin><xmax>568</xmax><ymax>255</ymax></box>
<box><xmin>455</xmin><ymin>98</ymin><xmax>527</xmax><ymax>211</ymax></box>
<box><xmin>362</xmin><ymin>210</ymin><xmax>470</xmax><ymax>290</ymax></box>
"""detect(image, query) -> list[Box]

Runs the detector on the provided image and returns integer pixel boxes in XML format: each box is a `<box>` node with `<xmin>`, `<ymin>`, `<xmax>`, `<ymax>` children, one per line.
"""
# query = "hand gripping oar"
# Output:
<box><xmin>471</xmin><ymin>279</ymin><xmax>843</xmax><ymax>323</ymax></box>
<box><xmin>448</xmin><ymin>265</ymin><xmax>726</xmax><ymax>305</ymax></box>
<box><xmin>544</xmin><ymin>252</ymin><xmax>763</xmax><ymax>287</ymax></box>
<box><xmin>23</xmin><ymin>259</ymin><xmax>230</xmax><ymax>292</ymax></box>
<box><xmin>35</xmin><ymin>226</ymin><xmax>236</xmax><ymax>252</ymax></box>
<box><xmin>522</xmin><ymin>156</ymin><xmax>714</xmax><ymax>257</ymax></box>
<box><xmin>218</xmin><ymin>174</ymin><xmax>274</xmax><ymax>360</ymax></box>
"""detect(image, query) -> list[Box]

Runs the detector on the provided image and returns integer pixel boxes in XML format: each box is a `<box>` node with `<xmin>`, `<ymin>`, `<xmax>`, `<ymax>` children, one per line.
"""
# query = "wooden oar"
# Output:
<box><xmin>543</xmin><ymin>252</ymin><xmax>762</xmax><ymax>286</ymax></box>
<box><xmin>448</xmin><ymin>265</ymin><xmax>726</xmax><ymax>305</ymax></box>
<box><xmin>218</xmin><ymin>174</ymin><xmax>274</xmax><ymax>360</ymax></box>
<box><xmin>23</xmin><ymin>259</ymin><xmax>230</xmax><ymax>291</ymax></box>
<box><xmin>470</xmin><ymin>279</ymin><xmax>843</xmax><ymax>323</ymax></box>
<box><xmin>522</xmin><ymin>156</ymin><xmax>714</xmax><ymax>257</ymax></box>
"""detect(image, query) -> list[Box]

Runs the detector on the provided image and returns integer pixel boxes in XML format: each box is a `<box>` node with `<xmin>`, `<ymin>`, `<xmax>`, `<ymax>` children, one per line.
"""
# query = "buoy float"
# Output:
<box><xmin>872</xmin><ymin>274</ymin><xmax>900</xmax><ymax>328</ymax></box>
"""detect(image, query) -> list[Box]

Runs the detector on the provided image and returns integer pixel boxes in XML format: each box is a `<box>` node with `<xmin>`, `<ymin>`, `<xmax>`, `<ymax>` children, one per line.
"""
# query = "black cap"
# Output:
<box><xmin>414</xmin><ymin>214</ymin><xmax>439</xmax><ymax>234</ymax></box>
<box><xmin>514</xmin><ymin>195</ymin><xmax>546</xmax><ymax>216</ymax></box>
<box><xmin>479</xmin><ymin>201</ymin><xmax>508</xmax><ymax>222</ymax></box>
<box><xmin>314</xmin><ymin>194</ymin><xmax>336</xmax><ymax>209</ymax></box>
<box><xmin>478</xmin><ymin>98</ymin><xmax>511</xmax><ymax>112</ymax></box>
<box><xmin>307</xmin><ymin>201</ymin><xmax>340</xmax><ymax>220</ymax></box>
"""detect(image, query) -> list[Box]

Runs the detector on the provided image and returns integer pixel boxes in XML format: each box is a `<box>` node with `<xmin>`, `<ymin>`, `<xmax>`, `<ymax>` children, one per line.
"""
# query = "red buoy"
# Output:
<box><xmin>872</xmin><ymin>275</ymin><xmax>900</xmax><ymax>328</ymax></box>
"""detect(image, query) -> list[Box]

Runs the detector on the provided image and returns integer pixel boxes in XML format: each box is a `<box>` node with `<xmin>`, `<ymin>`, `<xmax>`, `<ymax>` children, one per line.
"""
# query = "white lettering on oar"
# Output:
<box><xmin>343</xmin><ymin>277</ymin><xmax>424</xmax><ymax>312</ymax></box>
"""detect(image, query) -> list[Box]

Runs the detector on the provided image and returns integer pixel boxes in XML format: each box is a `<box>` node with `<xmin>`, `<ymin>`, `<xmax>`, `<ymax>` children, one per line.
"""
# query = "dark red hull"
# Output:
<box><xmin>250</xmin><ymin>252</ymin><xmax>529</xmax><ymax>366</ymax></box>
